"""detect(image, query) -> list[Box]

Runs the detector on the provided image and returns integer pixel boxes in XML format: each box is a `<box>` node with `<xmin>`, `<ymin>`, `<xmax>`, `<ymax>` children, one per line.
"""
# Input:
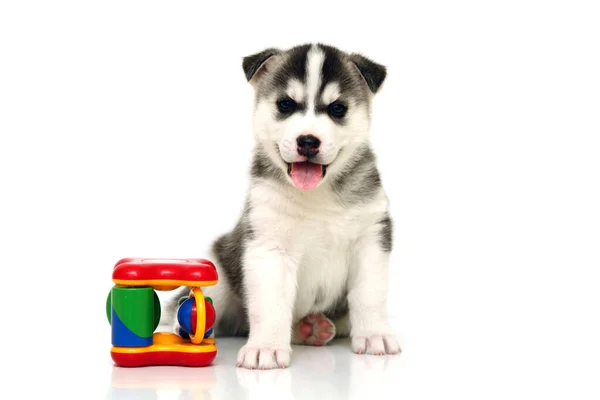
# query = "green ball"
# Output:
<box><xmin>177</xmin><ymin>296</ymin><xmax>188</xmax><ymax>306</ymax></box>
<box><xmin>105</xmin><ymin>286</ymin><xmax>162</xmax><ymax>332</ymax></box>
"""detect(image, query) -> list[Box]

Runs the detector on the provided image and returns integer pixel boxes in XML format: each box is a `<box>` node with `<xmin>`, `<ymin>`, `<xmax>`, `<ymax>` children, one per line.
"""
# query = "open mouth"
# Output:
<box><xmin>285</xmin><ymin>161</ymin><xmax>327</xmax><ymax>191</ymax></box>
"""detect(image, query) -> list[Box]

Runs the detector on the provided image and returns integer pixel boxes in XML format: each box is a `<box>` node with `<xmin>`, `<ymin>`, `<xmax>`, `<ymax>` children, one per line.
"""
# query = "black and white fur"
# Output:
<box><xmin>168</xmin><ymin>43</ymin><xmax>399</xmax><ymax>369</ymax></box>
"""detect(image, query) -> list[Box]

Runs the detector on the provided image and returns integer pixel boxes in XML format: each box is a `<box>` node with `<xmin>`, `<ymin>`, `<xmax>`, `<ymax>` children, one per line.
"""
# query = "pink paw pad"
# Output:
<box><xmin>296</xmin><ymin>313</ymin><xmax>336</xmax><ymax>346</ymax></box>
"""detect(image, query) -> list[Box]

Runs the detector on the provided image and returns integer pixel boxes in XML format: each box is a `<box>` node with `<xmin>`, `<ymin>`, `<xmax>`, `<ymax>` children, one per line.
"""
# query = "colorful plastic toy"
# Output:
<box><xmin>106</xmin><ymin>257</ymin><xmax>218</xmax><ymax>367</ymax></box>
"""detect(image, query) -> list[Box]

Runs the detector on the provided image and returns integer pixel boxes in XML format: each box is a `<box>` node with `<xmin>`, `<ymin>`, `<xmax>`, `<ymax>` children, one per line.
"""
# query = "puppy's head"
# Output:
<box><xmin>243</xmin><ymin>43</ymin><xmax>386</xmax><ymax>191</ymax></box>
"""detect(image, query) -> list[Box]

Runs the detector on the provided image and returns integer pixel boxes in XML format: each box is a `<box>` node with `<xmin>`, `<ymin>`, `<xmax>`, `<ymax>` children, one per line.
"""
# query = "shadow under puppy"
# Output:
<box><xmin>166</xmin><ymin>43</ymin><xmax>400</xmax><ymax>369</ymax></box>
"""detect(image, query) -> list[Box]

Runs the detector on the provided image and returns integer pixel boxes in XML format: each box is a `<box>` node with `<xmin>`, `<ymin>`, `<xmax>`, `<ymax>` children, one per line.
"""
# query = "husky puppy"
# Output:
<box><xmin>170</xmin><ymin>43</ymin><xmax>400</xmax><ymax>369</ymax></box>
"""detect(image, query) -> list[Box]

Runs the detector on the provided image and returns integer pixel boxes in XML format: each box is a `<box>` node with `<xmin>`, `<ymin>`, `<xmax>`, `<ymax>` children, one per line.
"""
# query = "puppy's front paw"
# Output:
<box><xmin>237</xmin><ymin>345</ymin><xmax>291</xmax><ymax>369</ymax></box>
<box><xmin>352</xmin><ymin>335</ymin><xmax>401</xmax><ymax>355</ymax></box>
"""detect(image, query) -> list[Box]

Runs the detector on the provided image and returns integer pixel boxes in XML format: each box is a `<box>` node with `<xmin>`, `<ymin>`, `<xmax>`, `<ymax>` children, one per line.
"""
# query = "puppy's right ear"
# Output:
<box><xmin>242</xmin><ymin>48</ymin><xmax>280</xmax><ymax>86</ymax></box>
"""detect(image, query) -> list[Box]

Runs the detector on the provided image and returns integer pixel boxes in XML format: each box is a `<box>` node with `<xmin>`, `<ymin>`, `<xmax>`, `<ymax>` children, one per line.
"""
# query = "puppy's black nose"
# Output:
<box><xmin>297</xmin><ymin>134</ymin><xmax>321</xmax><ymax>158</ymax></box>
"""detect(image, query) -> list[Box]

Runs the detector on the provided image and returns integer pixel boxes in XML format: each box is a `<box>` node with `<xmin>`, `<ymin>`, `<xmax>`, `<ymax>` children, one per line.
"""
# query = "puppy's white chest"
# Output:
<box><xmin>248</xmin><ymin>181</ymin><xmax>387</xmax><ymax>321</ymax></box>
<box><xmin>286</xmin><ymin>213</ymin><xmax>357</xmax><ymax>319</ymax></box>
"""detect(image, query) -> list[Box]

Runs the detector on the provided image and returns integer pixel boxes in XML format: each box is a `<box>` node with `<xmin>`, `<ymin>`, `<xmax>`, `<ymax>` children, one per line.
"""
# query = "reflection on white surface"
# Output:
<box><xmin>109</xmin><ymin>366</ymin><xmax>216</xmax><ymax>400</ymax></box>
<box><xmin>106</xmin><ymin>337</ymin><xmax>403</xmax><ymax>400</ymax></box>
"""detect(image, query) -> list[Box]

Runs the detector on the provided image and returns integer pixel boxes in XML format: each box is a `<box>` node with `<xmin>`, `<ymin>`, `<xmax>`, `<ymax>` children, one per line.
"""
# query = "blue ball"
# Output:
<box><xmin>177</xmin><ymin>297</ymin><xmax>195</xmax><ymax>335</ymax></box>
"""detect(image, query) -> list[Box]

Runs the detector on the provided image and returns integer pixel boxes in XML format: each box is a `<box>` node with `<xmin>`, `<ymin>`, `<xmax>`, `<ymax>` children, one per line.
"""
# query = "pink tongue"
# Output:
<box><xmin>290</xmin><ymin>162</ymin><xmax>323</xmax><ymax>190</ymax></box>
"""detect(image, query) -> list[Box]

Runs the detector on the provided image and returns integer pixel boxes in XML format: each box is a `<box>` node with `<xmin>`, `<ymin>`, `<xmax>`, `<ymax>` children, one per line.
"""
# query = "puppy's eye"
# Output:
<box><xmin>277</xmin><ymin>98</ymin><xmax>297</xmax><ymax>114</ymax></box>
<box><xmin>328</xmin><ymin>102</ymin><xmax>347</xmax><ymax>118</ymax></box>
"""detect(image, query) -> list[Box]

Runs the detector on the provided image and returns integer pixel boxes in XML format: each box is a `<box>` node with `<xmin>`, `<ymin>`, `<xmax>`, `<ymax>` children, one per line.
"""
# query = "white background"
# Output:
<box><xmin>1</xmin><ymin>0</ymin><xmax>599</xmax><ymax>398</ymax></box>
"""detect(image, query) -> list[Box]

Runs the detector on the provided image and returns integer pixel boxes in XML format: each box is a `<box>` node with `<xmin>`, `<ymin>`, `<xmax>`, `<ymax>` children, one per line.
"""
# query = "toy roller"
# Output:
<box><xmin>106</xmin><ymin>258</ymin><xmax>219</xmax><ymax>367</ymax></box>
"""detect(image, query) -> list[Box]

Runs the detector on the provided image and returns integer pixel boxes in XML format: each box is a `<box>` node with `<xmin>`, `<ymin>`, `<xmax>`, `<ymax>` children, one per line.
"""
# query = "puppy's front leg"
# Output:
<box><xmin>237</xmin><ymin>242</ymin><xmax>297</xmax><ymax>369</ymax></box>
<box><xmin>348</xmin><ymin>225</ymin><xmax>401</xmax><ymax>355</ymax></box>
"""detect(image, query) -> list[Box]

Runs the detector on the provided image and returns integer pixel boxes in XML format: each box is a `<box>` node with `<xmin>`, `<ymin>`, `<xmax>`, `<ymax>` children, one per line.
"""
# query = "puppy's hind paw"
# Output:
<box><xmin>292</xmin><ymin>313</ymin><xmax>336</xmax><ymax>346</ymax></box>
<box><xmin>237</xmin><ymin>345</ymin><xmax>291</xmax><ymax>369</ymax></box>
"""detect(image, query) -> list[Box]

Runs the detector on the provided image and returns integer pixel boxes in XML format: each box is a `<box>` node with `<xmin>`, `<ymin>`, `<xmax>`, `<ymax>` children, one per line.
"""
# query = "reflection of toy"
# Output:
<box><xmin>106</xmin><ymin>258</ymin><xmax>218</xmax><ymax>367</ymax></box>
<box><xmin>109</xmin><ymin>364</ymin><xmax>216</xmax><ymax>399</ymax></box>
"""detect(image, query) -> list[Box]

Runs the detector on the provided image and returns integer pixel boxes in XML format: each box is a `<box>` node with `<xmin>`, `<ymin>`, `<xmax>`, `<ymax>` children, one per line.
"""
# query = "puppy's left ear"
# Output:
<box><xmin>349</xmin><ymin>53</ymin><xmax>387</xmax><ymax>94</ymax></box>
<box><xmin>242</xmin><ymin>48</ymin><xmax>281</xmax><ymax>86</ymax></box>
